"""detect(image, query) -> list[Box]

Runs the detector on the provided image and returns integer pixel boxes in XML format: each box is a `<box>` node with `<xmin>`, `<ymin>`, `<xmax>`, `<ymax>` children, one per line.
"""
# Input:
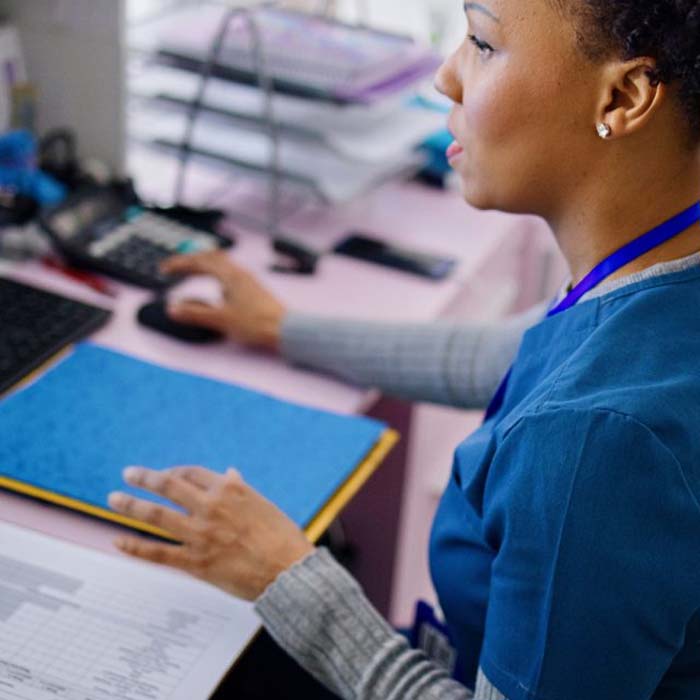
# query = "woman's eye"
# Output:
<box><xmin>468</xmin><ymin>34</ymin><xmax>494</xmax><ymax>57</ymax></box>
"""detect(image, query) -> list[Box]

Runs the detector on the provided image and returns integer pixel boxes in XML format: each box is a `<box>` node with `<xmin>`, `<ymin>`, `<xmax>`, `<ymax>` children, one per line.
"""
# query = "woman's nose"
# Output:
<box><xmin>434</xmin><ymin>49</ymin><xmax>463</xmax><ymax>104</ymax></box>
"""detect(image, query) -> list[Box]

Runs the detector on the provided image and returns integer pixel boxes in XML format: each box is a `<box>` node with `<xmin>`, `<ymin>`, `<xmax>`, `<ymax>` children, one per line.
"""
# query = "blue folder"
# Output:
<box><xmin>0</xmin><ymin>344</ymin><xmax>389</xmax><ymax>533</ymax></box>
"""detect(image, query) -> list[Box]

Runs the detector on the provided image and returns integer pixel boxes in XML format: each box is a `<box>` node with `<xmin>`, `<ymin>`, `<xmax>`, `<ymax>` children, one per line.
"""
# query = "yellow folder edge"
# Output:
<box><xmin>0</xmin><ymin>429</ymin><xmax>399</xmax><ymax>543</ymax></box>
<box><xmin>305</xmin><ymin>427</ymin><xmax>399</xmax><ymax>543</ymax></box>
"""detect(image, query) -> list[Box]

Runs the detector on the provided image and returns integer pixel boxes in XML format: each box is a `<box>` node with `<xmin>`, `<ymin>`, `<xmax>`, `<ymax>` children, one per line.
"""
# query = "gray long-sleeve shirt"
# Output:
<box><xmin>255</xmin><ymin>253</ymin><xmax>700</xmax><ymax>700</ymax></box>
<box><xmin>257</xmin><ymin>307</ymin><xmax>534</xmax><ymax>700</ymax></box>
<box><xmin>279</xmin><ymin>302</ymin><xmax>547</xmax><ymax>411</ymax></box>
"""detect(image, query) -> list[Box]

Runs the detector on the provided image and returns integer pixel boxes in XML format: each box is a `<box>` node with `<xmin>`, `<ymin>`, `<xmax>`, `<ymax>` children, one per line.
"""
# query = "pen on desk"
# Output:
<box><xmin>41</xmin><ymin>257</ymin><xmax>118</xmax><ymax>297</ymax></box>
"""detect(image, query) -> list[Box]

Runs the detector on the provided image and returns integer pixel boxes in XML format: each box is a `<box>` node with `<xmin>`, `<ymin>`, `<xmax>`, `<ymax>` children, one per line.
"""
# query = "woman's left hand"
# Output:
<box><xmin>108</xmin><ymin>466</ymin><xmax>315</xmax><ymax>601</ymax></box>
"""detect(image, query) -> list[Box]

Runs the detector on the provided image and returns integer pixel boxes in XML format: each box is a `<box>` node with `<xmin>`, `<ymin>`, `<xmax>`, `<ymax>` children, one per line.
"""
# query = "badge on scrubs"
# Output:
<box><xmin>409</xmin><ymin>601</ymin><xmax>468</xmax><ymax>684</ymax></box>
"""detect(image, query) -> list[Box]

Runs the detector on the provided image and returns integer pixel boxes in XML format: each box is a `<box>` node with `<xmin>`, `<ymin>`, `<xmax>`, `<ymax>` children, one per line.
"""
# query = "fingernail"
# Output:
<box><xmin>226</xmin><ymin>468</ymin><xmax>245</xmax><ymax>485</ymax></box>
<box><xmin>108</xmin><ymin>492</ymin><xmax>126</xmax><ymax>509</ymax></box>
<box><xmin>123</xmin><ymin>467</ymin><xmax>142</xmax><ymax>483</ymax></box>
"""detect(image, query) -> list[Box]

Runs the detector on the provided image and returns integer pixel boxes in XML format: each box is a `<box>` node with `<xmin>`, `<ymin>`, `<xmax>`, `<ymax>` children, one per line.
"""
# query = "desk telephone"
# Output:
<box><xmin>40</xmin><ymin>182</ymin><xmax>234</xmax><ymax>290</ymax></box>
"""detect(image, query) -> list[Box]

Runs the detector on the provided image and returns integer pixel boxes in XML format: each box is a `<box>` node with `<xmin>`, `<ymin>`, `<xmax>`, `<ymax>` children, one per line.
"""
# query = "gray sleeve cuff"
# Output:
<box><xmin>255</xmin><ymin>548</ymin><xmax>474</xmax><ymax>700</ymax></box>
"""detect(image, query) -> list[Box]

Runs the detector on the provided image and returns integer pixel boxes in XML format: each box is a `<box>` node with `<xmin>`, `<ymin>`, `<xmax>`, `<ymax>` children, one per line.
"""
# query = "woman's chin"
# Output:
<box><xmin>457</xmin><ymin>176</ymin><xmax>496</xmax><ymax>211</ymax></box>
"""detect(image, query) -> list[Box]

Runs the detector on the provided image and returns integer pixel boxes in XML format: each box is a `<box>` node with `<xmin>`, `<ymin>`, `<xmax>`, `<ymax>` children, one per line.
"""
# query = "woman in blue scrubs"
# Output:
<box><xmin>109</xmin><ymin>1</ymin><xmax>700</xmax><ymax>698</ymax></box>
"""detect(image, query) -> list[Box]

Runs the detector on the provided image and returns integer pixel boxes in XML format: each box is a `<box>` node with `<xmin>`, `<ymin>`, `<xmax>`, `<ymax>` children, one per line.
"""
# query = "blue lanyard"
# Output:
<box><xmin>484</xmin><ymin>201</ymin><xmax>700</xmax><ymax>422</ymax></box>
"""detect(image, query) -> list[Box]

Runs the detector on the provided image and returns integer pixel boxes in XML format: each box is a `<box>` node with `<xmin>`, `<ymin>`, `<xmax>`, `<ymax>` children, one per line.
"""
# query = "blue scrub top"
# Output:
<box><xmin>429</xmin><ymin>266</ymin><xmax>700</xmax><ymax>700</ymax></box>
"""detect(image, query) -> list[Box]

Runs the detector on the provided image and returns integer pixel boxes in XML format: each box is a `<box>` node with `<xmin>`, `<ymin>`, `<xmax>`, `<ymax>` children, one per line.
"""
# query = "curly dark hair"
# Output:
<box><xmin>555</xmin><ymin>1</ymin><xmax>700</xmax><ymax>141</ymax></box>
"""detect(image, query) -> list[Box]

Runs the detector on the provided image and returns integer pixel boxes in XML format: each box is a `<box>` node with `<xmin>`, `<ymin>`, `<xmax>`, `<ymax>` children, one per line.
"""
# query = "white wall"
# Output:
<box><xmin>127</xmin><ymin>0</ymin><xmax>466</xmax><ymax>52</ymax></box>
<box><xmin>0</xmin><ymin>0</ymin><xmax>126</xmax><ymax>172</ymax></box>
<box><xmin>337</xmin><ymin>0</ymin><xmax>466</xmax><ymax>52</ymax></box>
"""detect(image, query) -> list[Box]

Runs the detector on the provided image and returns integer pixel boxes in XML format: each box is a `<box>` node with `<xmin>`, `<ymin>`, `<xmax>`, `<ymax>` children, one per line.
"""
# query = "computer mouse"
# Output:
<box><xmin>137</xmin><ymin>298</ymin><xmax>224</xmax><ymax>343</ymax></box>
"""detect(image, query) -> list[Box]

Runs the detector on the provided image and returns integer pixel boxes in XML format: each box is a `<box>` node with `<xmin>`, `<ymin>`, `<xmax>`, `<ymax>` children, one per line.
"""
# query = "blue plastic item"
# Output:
<box><xmin>0</xmin><ymin>130</ymin><xmax>66</xmax><ymax>206</ymax></box>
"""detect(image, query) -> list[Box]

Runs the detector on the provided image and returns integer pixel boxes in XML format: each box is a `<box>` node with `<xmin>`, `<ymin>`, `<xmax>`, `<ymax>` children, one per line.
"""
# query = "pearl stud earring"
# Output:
<box><xmin>596</xmin><ymin>123</ymin><xmax>612</xmax><ymax>139</ymax></box>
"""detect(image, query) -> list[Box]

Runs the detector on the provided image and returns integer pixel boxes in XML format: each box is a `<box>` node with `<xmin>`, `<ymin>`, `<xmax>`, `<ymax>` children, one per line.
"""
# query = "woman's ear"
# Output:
<box><xmin>596</xmin><ymin>59</ymin><xmax>666</xmax><ymax>139</ymax></box>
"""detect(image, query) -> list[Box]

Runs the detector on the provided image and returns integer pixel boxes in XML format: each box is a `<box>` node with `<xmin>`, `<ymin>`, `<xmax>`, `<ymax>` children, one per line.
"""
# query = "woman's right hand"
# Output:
<box><xmin>161</xmin><ymin>251</ymin><xmax>287</xmax><ymax>352</ymax></box>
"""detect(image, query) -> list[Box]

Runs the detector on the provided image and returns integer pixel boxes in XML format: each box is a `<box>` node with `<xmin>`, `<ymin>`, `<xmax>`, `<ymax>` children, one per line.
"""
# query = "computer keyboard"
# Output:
<box><xmin>0</xmin><ymin>277</ymin><xmax>111</xmax><ymax>395</ymax></box>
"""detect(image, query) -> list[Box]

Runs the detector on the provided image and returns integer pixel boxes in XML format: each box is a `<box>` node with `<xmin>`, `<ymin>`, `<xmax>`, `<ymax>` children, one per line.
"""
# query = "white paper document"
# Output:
<box><xmin>129</xmin><ymin>66</ymin><xmax>446</xmax><ymax>163</ymax></box>
<box><xmin>0</xmin><ymin>522</ymin><xmax>260</xmax><ymax>700</ymax></box>
<box><xmin>129</xmin><ymin>105</ymin><xmax>424</xmax><ymax>203</ymax></box>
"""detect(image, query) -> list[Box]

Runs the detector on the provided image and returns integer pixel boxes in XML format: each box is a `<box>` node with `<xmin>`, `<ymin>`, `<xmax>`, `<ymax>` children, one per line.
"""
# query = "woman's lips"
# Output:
<box><xmin>446</xmin><ymin>140</ymin><xmax>464</xmax><ymax>161</ymax></box>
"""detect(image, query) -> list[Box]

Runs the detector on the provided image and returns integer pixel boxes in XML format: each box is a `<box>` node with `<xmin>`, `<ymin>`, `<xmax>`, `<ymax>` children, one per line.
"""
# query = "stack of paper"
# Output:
<box><xmin>130</xmin><ymin>4</ymin><xmax>441</xmax><ymax>104</ymax></box>
<box><xmin>129</xmin><ymin>100</ymin><xmax>427</xmax><ymax>203</ymax></box>
<box><xmin>126</xmin><ymin>3</ymin><xmax>447</xmax><ymax>207</ymax></box>
<box><xmin>0</xmin><ymin>522</ymin><xmax>260</xmax><ymax>700</ymax></box>
<box><xmin>130</xmin><ymin>65</ymin><xmax>447</xmax><ymax>164</ymax></box>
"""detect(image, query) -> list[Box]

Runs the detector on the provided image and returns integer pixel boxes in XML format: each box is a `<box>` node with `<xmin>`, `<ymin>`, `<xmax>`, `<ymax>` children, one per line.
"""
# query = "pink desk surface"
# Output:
<box><xmin>0</xmin><ymin>178</ymin><xmax>542</xmax><ymax>553</ymax></box>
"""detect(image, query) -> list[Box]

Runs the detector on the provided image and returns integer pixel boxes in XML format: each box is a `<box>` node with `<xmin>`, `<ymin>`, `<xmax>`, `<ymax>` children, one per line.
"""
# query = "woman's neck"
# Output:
<box><xmin>551</xmin><ymin>157</ymin><xmax>700</xmax><ymax>286</ymax></box>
